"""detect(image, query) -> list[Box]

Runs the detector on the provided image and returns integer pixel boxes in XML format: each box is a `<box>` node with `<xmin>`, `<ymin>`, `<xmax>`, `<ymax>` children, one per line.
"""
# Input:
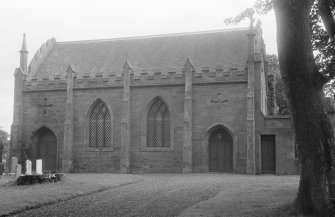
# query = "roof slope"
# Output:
<box><xmin>30</xmin><ymin>28</ymin><xmax>250</xmax><ymax>78</ymax></box>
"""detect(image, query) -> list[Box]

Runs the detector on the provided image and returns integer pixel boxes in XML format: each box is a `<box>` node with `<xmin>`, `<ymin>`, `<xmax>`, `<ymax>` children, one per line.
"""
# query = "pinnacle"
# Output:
<box><xmin>14</xmin><ymin>68</ymin><xmax>23</xmax><ymax>76</ymax></box>
<box><xmin>123</xmin><ymin>60</ymin><xmax>132</xmax><ymax>71</ymax></box>
<box><xmin>20</xmin><ymin>33</ymin><xmax>28</xmax><ymax>52</ymax></box>
<box><xmin>67</xmin><ymin>64</ymin><xmax>76</xmax><ymax>74</ymax></box>
<box><xmin>184</xmin><ymin>57</ymin><xmax>194</xmax><ymax>70</ymax></box>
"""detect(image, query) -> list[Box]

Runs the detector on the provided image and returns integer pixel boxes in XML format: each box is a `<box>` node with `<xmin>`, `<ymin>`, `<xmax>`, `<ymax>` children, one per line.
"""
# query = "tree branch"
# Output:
<box><xmin>318</xmin><ymin>0</ymin><xmax>335</xmax><ymax>42</ymax></box>
<box><xmin>224</xmin><ymin>8</ymin><xmax>255</xmax><ymax>25</ymax></box>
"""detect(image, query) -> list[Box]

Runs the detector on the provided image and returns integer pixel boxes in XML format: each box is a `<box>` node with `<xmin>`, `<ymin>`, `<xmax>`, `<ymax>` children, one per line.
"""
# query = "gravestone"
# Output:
<box><xmin>25</xmin><ymin>160</ymin><xmax>32</xmax><ymax>175</ymax></box>
<box><xmin>10</xmin><ymin>157</ymin><xmax>18</xmax><ymax>173</ymax></box>
<box><xmin>36</xmin><ymin>159</ymin><xmax>42</xmax><ymax>174</ymax></box>
<box><xmin>0</xmin><ymin>163</ymin><xmax>4</xmax><ymax>175</ymax></box>
<box><xmin>15</xmin><ymin>164</ymin><xmax>22</xmax><ymax>177</ymax></box>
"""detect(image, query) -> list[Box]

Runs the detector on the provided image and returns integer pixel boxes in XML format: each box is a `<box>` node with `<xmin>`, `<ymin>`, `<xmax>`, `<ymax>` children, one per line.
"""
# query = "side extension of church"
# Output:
<box><xmin>10</xmin><ymin>24</ymin><xmax>298</xmax><ymax>175</ymax></box>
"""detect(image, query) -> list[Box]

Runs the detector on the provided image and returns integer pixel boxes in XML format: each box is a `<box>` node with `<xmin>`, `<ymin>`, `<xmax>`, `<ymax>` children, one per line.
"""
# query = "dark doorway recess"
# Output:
<box><xmin>37</xmin><ymin>127</ymin><xmax>57</xmax><ymax>172</ymax></box>
<box><xmin>209</xmin><ymin>128</ymin><xmax>233</xmax><ymax>172</ymax></box>
<box><xmin>261</xmin><ymin>135</ymin><xmax>276</xmax><ymax>174</ymax></box>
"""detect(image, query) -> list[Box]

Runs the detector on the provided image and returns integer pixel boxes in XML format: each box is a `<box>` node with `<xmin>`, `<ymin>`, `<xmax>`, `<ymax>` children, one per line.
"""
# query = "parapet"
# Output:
<box><xmin>23</xmin><ymin>64</ymin><xmax>248</xmax><ymax>91</ymax></box>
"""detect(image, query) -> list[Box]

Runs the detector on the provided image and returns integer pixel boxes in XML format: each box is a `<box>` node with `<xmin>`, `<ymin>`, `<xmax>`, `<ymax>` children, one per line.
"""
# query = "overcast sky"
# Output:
<box><xmin>0</xmin><ymin>0</ymin><xmax>277</xmax><ymax>133</ymax></box>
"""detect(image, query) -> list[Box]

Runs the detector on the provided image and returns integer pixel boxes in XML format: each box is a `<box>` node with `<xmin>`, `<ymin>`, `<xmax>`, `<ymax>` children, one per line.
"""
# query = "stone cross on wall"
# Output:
<box><xmin>39</xmin><ymin>98</ymin><xmax>52</xmax><ymax>114</ymax></box>
<box><xmin>210</xmin><ymin>93</ymin><xmax>228</xmax><ymax>109</ymax></box>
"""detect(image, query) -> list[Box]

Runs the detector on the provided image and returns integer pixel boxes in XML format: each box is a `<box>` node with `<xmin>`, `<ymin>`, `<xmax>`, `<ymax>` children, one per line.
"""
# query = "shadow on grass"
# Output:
<box><xmin>270</xmin><ymin>203</ymin><xmax>317</xmax><ymax>217</ymax></box>
<box><xmin>271</xmin><ymin>203</ymin><xmax>296</xmax><ymax>217</ymax></box>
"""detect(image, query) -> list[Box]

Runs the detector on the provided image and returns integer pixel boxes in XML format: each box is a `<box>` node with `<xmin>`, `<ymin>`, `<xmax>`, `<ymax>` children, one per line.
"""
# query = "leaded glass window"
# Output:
<box><xmin>147</xmin><ymin>98</ymin><xmax>170</xmax><ymax>147</ymax></box>
<box><xmin>89</xmin><ymin>100</ymin><xmax>111</xmax><ymax>147</ymax></box>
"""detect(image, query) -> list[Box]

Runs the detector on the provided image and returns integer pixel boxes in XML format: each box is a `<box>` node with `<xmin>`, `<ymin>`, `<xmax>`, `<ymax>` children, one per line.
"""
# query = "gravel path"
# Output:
<box><xmin>10</xmin><ymin>174</ymin><xmax>299</xmax><ymax>217</ymax></box>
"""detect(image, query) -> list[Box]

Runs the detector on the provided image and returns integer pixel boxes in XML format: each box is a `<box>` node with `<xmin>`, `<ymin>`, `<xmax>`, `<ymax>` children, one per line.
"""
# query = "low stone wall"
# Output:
<box><xmin>263</xmin><ymin>115</ymin><xmax>298</xmax><ymax>175</ymax></box>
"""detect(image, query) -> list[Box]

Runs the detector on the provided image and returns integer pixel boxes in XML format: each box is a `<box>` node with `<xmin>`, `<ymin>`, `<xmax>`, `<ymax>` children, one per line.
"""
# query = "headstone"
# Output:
<box><xmin>0</xmin><ymin>163</ymin><xmax>4</xmax><ymax>175</ymax></box>
<box><xmin>15</xmin><ymin>164</ymin><xmax>22</xmax><ymax>177</ymax></box>
<box><xmin>25</xmin><ymin>160</ymin><xmax>32</xmax><ymax>175</ymax></box>
<box><xmin>10</xmin><ymin>157</ymin><xmax>18</xmax><ymax>173</ymax></box>
<box><xmin>36</xmin><ymin>159</ymin><xmax>42</xmax><ymax>175</ymax></box>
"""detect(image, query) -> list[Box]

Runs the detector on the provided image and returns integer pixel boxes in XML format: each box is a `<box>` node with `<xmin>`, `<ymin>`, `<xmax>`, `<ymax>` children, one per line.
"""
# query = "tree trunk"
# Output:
<box><xmin>273</xmin><ymin>0</ymin><xmax>335</xmax><ymax>216</ymax></box>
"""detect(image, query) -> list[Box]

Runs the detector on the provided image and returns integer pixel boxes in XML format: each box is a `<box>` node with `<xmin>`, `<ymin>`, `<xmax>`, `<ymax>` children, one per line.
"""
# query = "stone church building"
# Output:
<box><xmin>10</xmin><ymin>24</ymin><xmax>298</xmax><ymax>175</ymax></box>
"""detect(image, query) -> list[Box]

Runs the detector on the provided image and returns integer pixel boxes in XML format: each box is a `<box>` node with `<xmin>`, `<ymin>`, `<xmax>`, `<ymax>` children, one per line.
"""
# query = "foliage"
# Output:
<box><xmin>310</xmin><ymin>1</ymin><xmax>335</xmax><ymax>99</ymax></box>
<box><xmin>223</xmin><ymin>0</ymin><xmax>273</xmax><ymax>25</ymax></box>
<box><xmin>274</xmin><ymin>78</ymin><xmax>289</xmax><ymax>115</ymax></box>
<box><xmin>16</xmin><ymin>173</ymin><xmax>64</xmax><ymax>185</ymax></box>
<box><xmin>0</xmin><ymin>129</ymin><xmax>9</xmax><ymax>140</ymax></box>
<box><xmin>254</xmin><ymin>0</ymin><xmax>273</xmax><ymax>14</ymax></box>
<box><xmin>267</xmin><ymin>54</ymin><xmax>289</xmax><ymax>115</ymax></box>
<box><xmin>225</xmin><ymin>0</ymin><xmax>335</xmax><ymax>98</ymax></box>
<box><xmin>226</xmin><ymin>0</ymin><xmax>335</xmax><ymax>215</ymax></box>
<box><xmin>224</xmin><ymin>8</ymin><xmax>255</xmax><ymax>25</ymax></box>
<box><xmin>324</xmin><ymin>79</ymin><xmax>335</xmax><ymax>97</ymax></box>
<box><xmin>0</xmin><ymin>129</ymin><xmax>9</xmax><ymax>167</ymax></box>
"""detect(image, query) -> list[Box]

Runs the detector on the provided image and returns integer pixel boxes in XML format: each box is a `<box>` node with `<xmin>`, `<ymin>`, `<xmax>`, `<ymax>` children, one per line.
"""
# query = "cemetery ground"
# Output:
<box><xmin>0</xmin><ymin>173</ymin><xmax>299</xmax><ymax>217</ymax></box>
<box><xmin>0</xmin><ymin>174</ymin><xmax>143</xmax><ymax>216</ymax></box>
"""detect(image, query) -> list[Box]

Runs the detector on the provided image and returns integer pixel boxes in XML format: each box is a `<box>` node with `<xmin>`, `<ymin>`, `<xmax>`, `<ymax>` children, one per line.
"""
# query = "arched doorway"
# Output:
<box><xmin>36</xmin><ymin>127</ymin><xmax>57</xmax><ymax>172</ymax></box>
<box><xmin>208</xmin><ymin>128</ymin><xmax>233</xmax><ymax>172</ymax></box>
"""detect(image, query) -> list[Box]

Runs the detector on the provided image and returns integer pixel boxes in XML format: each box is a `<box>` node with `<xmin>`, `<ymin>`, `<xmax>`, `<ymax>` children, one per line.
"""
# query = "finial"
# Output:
<box><xmin>20</xmin><ymin>33</ymin><xmax>28</xmax><ymax>53</ymax></box>
<box><xmin>14</xmin><ymin>68</ymin><xmax>23</xmax><ymax>77</ymax></box>
<box><xmin>67</xmin><ymin>64</ymin><xmax>76</xmax><ymax>74</ymax></box>
<box><xmin>123</xmin><ymin>60</ymin><xmax>132</xmax><ymax>71</ymax></box>
<box><xmin>184</xmin><ymin>57</ymin><xmax>194</xmax><ymax>70</ymax></box>
<box><xmin>249</xmin><ymin>17</ymin><xmax>255</xmax><ymax>30</ymax></box>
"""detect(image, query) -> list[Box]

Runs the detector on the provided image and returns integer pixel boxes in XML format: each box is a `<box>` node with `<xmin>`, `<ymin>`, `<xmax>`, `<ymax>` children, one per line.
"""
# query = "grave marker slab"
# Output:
<box><xmin>0</xmin><ymin>163</ymin><xmax>4</xmax><ymax>175</ymax></box>
<box><xmin>15</xmin><ymin>164</ymin><xmax>22</xmax><ymax>177</ymax></box>
<box><xmin>36</xmin><ymin>159</ymin><xmax>42</xmax><ymax>174</ymax></box>
<box><xmin>25</xmin><ymin>160</ymin><xmax>32</xmax><ymax>175</ymax></box>
<box><xmin>10</xmin><ymin>157</ymin><xmax>18</xmax><ymax>173</ymax></box>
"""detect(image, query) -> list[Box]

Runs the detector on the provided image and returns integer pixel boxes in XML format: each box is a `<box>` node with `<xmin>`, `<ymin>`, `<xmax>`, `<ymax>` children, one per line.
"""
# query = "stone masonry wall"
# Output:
<box><xmin>21</xmin><ymin>90</ymin><xmax>66</xmax><ymax>170</ymax></box>
<box><xmin>21</xmin><ymin>65</ymin><xmax>249</xmax><ymax>173</ymax></box>
<box><xmin>262</xmin><ymin>116</ymin><xmax>298</xmax><ymax>175</ymax></box>
<box><xmin>192</xmin><ymin>83</ymin><xmax>248</xmax><ymax>173</ymax></box>
<box><xmin>129</xmin><ymin>85</ymin><xmax>184</xmax><ymax>173</ymax></box>
<box><xmin>72</xmin><ymin>88</ymin><xmax>123</xmax><ymax>172</ymax></box>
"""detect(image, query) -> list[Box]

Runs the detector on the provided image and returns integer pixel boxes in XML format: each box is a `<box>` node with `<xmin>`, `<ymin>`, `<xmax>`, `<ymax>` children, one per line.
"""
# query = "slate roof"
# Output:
<box><xmin>30</xmin><ymin>28</ymin><xmax>250</xmax><ymax>78</ymax></box>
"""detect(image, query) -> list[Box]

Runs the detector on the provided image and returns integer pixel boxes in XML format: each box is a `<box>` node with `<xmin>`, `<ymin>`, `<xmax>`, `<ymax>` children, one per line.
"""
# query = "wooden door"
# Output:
<box><xmin>38</xmin><ymin>129</ymin><xmax>57</xmax><ymax>172</ymax></box>
<box><xmin>261</xmin><ymin>135</ymin><xmax>276</xmax><ymax>174</ymax></box>
<box><xmin>209</xmin><ymin>129</ymin><xmax>233</xmax><ymax>172</ymax></box>
<box><xmin>223</xmin><ymin>136</ymin><xmax>233</xmax><ymax>172</ymax></box>
<box><xmin>209</xmin><ymin>134</ymin><xmax>221</xmax><ymax>171</ymax></box>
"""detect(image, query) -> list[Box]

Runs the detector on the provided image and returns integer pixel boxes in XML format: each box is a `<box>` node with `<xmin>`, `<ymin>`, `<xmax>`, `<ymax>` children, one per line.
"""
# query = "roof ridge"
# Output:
<box><xmin>57</xmin><ymin>28</ymin><xmax>249</xmax><ymax>44</ymax></box>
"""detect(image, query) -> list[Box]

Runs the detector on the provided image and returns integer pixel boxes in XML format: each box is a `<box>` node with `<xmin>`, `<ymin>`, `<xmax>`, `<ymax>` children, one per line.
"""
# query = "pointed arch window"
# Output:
<box><xmin>147</xmin><ymin>98</ymin><xmax>170</xmax><ymax>147</ymax></box>
<box><xmin>89</xmin><ymin>100</ymin><xmax>111</xmax><ymax>147</ymax></box>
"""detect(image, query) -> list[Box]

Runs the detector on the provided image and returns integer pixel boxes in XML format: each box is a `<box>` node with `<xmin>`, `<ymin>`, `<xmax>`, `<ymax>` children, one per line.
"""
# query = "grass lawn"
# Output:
<box><xmin>0</xmin><ymin>174</ymin><xmax>300</xmax><ymax>217</ymax></box>
<box><xmin>0</xmin><ymin>174</ymin><xmax>142</xmax><ymax>216</ymax></box>
<box><xmin>178</xmin><ymin>174</ymin><xmax>300</xmax><ymax>217</ymax></box>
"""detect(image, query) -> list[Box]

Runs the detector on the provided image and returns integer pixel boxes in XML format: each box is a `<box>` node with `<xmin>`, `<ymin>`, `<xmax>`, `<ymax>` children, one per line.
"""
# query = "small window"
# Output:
<box><xmin>147</xmin><ymin>97</ymin><xmax>170</xmax><ymax>147</ymax></box>
<box><xmin>89</xmin><ymin>100</ymin><xmax>111</xmax><ymax>147</ymax></box>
